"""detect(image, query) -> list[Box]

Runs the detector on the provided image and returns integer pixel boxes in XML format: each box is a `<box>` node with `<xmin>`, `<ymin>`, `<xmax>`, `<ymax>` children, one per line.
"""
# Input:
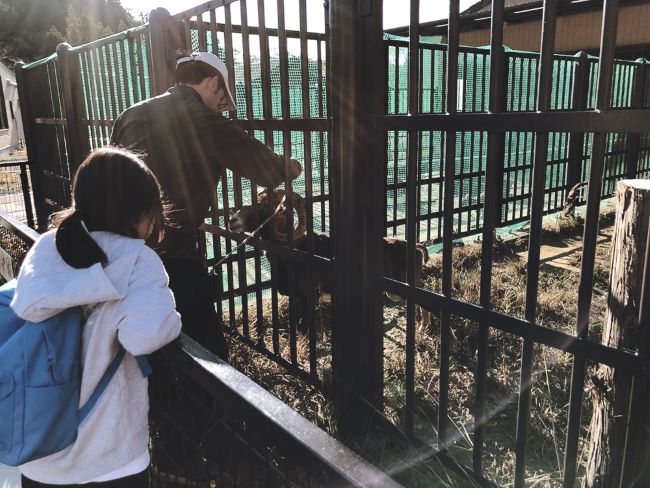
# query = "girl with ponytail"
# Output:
<box><xmin>13</xmin><ymin>147</ymin><xmax>182</xmax><ymax>487</ymax></box>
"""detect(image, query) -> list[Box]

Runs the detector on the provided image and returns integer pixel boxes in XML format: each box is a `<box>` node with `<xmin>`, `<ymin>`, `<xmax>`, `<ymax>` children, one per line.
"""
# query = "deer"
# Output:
<box><xmin>228</xmin><ymin>189</ymin><xmax>430</xmax><ymax>328</ymax></box>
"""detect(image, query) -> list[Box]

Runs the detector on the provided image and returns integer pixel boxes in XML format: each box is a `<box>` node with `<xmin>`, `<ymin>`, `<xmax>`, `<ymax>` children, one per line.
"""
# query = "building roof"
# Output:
<box><xmin>386</xmin><ymin>0</ymin><xmax>646</xmax><ymax>37</ymax></box>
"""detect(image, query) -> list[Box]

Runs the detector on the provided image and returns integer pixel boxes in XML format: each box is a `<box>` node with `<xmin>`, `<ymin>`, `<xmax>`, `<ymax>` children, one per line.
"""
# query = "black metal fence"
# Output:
<box><xmin>365</xmin><ymin>0</ymin><xmax>650</xmax><ymax>487</ymax></box>
<box><xmin>0</xmin><ymin>159</ymin><xmax>35</xmax><ymax>228</ymax></box>
<box><xmin>385</xmin><ymin>39</ymin><xmax>649</xmax><ymax>243</ymax></box>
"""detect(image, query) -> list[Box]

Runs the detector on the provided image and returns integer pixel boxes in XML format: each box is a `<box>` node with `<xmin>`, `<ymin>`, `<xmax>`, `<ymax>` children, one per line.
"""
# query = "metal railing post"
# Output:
<box><xmin>625</xmin><ymin>59</ymin><xmax>648</xmax><ymax>179</ymax></box>
<box><xmin>149</xmin><ymin>8</ymin><xmax>181</xmax><ymax>96</ymax></box>
<box><xmin>565</xmin><ymin>51</ymin><xmax>590</xmax><ymax>195</ymax></box>
<box><xmin>14</xmin><ymin>62</ymin><xmax>46</xmax><ymax>231</ymax></box>
<box><xmin>57</xmin><ymin>43</ymin><xmax>89</xmax><ymax>176</ymax></box>
<box><xmin>329</xmin><ymin>0</ymin><xmax>385</xmax><ymax>426</ymax></box>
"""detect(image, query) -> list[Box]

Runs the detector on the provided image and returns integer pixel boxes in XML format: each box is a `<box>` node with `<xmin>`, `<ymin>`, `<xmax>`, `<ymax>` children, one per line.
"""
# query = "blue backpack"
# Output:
<box><xmin>0</xmin><ymin>279</ymin><xmax>151</xmax><ymax>466</ymax></box>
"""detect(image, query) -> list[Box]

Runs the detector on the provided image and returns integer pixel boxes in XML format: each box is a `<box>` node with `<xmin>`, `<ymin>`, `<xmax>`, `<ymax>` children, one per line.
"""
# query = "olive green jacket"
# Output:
<box><xmin>111</xmin><ymin>85</ymin><xmax>292</xmax><ymax>260</ymax></box>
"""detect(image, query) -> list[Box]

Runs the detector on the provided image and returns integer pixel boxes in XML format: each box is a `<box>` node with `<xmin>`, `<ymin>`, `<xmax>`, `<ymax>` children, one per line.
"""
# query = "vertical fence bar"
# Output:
<box><xmin>515</xmin><ymin>2</ymin><xmax>558</xmax><ymax>487</ymax></box>
<box><xmin>277</xmin><ymin>0</ymin><xmax>299</xmax><ymax>365</ymax></box>
<box><xmin>15</xmin><ymin>63</ymin><xmax>45</xmax><ymax>230</ymax></box>
<box><xmin>565</xmin><ymin>54</ymin><xmax>589</xmax><ymax>195</ymax></box>
<box><xmin>56</xmin><ymin>43</ymin><xmax>86</xmax><ymax>173</ymax></box>
<box><xmin>564</xmin><ymin>1</ymin><xmax>621</xmax><ymax>486</ymax></box>
<box><xmin>404</xmin><ymin>0</ymin><xmax>420</xmax><ymax>437</ymax></box>
<box><xmin>475</xmin><ymin>0</ymin><xmax>505</xmax><ymax>476</ymax></box>
<box><xmin>440</xmin><ymin>0</ymin><xmax>460</xmax><ymax>451</ymax></box>
<box><xmin>625</xmin><ymin>61</ymin><xmax>647</xmax><ymax>178</ymax></box>
<box><xmin>197</xmin><ymin>11</ymin><xmax>207</xmax><ymax>51</ymax></box>
<box><xmin>330</xmin><ymin>0</ymin><xmax>385</xmax><ymax>421</ymax></box>
<box><xmin>298</xmin><ymin>0</ymin><xmax>318</xmax><ymax>378</ymax></box>
<box><xmin>255</xmin><ymin>0</ymin><xmax>281</xmax><ymax>353</ymax></box>
<box><xmin>19</xmin><ymin>162</ymin><xmax>35</xmax><ymax>228</ymax></box>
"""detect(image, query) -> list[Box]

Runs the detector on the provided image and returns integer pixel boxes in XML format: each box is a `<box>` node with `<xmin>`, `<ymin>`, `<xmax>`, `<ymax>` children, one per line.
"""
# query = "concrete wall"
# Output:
<box><xmin>0</xmin><ymin>62</ymin><xmax>24</xmax><ymax>156</ymax></box>
<box><xmin>459</xmin><ymin>3</ymin><xmax>650</xmax><ymax>54</ymax></box>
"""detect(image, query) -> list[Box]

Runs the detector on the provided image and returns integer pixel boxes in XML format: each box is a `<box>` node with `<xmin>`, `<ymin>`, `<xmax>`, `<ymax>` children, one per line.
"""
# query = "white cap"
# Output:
<box><xmin>176</xmin><ymin>52</ymin><xmax>236</xmax><ymax>112</ymax></box>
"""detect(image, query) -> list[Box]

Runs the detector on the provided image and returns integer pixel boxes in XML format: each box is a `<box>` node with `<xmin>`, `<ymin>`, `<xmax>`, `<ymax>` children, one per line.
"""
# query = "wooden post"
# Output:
<box><xmin>149</xmin><ymin>8</ymin><xmax>182</xmax><ymax>96</ymax></box>
<box><xmin>584</xmin><ymin>179</ymin><xmax>650</xmax><ymax>488</ymax></box>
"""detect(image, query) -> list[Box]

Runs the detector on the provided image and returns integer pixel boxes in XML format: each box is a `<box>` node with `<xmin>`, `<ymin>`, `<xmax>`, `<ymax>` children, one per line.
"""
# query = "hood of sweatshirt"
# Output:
<box><xmin>11</xmin><ymin>229</ymin><xmax>146</xmax><ymax>323</ymax></box>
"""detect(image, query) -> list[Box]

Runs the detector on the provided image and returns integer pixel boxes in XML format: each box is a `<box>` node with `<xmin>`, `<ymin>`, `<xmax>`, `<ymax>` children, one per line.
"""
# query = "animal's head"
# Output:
<box><xmin>228</xmin><ymin>189</ymin><xmax>306</xmax><ymax>242</ymax></box>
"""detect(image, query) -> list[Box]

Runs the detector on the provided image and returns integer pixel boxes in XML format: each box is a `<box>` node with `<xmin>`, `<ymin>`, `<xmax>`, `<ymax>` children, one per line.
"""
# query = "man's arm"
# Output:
<box><xmin>207</xmin><ymin>115</ymin><xmax>301</xmax><ymax>188</ymax></box>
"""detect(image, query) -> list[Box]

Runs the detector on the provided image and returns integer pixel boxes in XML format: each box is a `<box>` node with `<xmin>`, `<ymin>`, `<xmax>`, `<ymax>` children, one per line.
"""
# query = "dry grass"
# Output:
<box><xmin>227</xmin><ymin>210</ymin><xmax>616</xmax><ymax>487</ymax></box>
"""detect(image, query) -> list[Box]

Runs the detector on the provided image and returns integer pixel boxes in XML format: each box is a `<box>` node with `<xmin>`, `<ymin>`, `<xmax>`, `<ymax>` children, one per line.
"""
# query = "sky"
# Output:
<box><xmin>121</xmin><ymin>0</ymin><xmax>478</xmax><ymax>30</ymax></box>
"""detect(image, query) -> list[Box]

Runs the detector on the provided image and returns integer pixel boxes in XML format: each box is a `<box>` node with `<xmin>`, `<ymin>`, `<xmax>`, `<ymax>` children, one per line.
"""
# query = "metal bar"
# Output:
<box><xmin>375</xmin><ymin>109</ymin><xmax>650</xmax><ymax>133</ymax></box>
<box><xmin>94</xmin><ymin>47</ymin><xmax>111</xmax><ymax>144</ymax></box>
<box><xmin>162</xmin><ymin>335</ymin><xmax>403</xmax><ymax>488</ymax></box>
<box><xmin>475</xmin><ymin>0</ymin><xmax>505</xmax><ymax>475</ymax></box>
<box><xmin>330</xmin><ymin>0</ymin><xmax>386</xmax><ymax>419</ymax></box>
<box><xmin>220</xmin><ymin>170</ymin><xmax>236</xmax><ymax>329</ymax></box>
<box><xmin>119</xmin><ymin>39</ymin><xmax>133</xmax><ymax>107</ymax></box>
<box><xmin>209</xmin><ymin>9</ymin><xmax>218</xmax><ymax>54</ymax></box>
<box><xmin>566</xmin><ymin>52</ymin><xmax>589</xmax><ymax>195</ymax></box>
<box><xmin>440</xmin><ymin>0</ymin><xmax>460</xmax><ymax>451</ymax></box>
<box><xmin>134</xmin><ymin>33</ymin><xmax>148</xmax><ymax>103</ymax></box>
<box><xmin>109</xmin><ymin>43</ymin><xmax>126</xmax><ymax>114</ymax></box>
<box><xmin>184</xmin><ymin>17</ymin><xmax>328</xmax><ymax>42</ymax></box>
<box><xmin>15</xmin><ymin>63</ymin><xmax>47</xmax><ymax>229</ymax></box>
<box><xmin>254</xmin><ymin>0</ymin><xmax>280</xmax><ymax>352</ymax></box>
<box><xmin>208</xmin><ymin>202</ymin><xmax>224</xmax><ymax>323</ymax></box>
<box><xmin>223</xmin><ymin>4</ymin><xmax>235</xmax><ymax>116</ymax></box>
<box><xmin>515</xmin><ymin>3</ymin><xmax>558</xmax><ymax>486</ymax></box>
<box><xmin>298</xmin><ymin>0</ymin><xmax>318</xmax><ymax>378</ymax></box>
<box><xmin>276</xmin><ymin>0</ymin><xmax>298</xmax><ymax>365</ymax></box>
<box><xmin>240</xmin><ymin>0</ymin><xmax>253</xmax><ymax>119</ymax></box>
<box><xmin>625</xmin><ymin>61</ymin><xmax>648</xmax><ymax>178</ymax></box>
<box><xmin>183</xmin><ymin>14</ymin><xmax>192</xmax><ymax>51</ymax></box>
<box><xmin>564</xmin><ymin>2</ymin><xmax>621</xmax><ymax>486</ymax></box>
<box><xmin>316</xmin><ymin>37</ymin><xmax>327</xmax><ymax>233</ymax></box>
<box><xmin>403</xmin><ymin>0</ymin><xmax>420</xmax><ymax>438</ymax></box>
<box><xmin>392</xmin><ymin>45</ymin><xmax>400</xmax><ymax>236</ymax></box>
<box><xmin>381</xmin><ymin>277</ymin><xmax>648</xmax><ymax>375</ymax></box>
<box><xmin>197</xmin><ymin>10</ymin><xmax>207</xmax><ymax>51</ymax></box>
<box><xmin>19</xmin><ymin>163</ymin><xmax>35</xmax><ymax>229</ymax></box>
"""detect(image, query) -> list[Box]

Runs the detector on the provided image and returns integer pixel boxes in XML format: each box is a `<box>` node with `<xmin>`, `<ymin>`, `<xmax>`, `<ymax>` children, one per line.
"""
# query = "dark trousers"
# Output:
<box><xmin>162</xmin><ymin>257</ymin><xmax>229</xmax><ymax>361</ymax></box>
<box><xmin>21</xmin><ymin>470</ymin><xmax>148</xmax><ymax>488</ymax></box>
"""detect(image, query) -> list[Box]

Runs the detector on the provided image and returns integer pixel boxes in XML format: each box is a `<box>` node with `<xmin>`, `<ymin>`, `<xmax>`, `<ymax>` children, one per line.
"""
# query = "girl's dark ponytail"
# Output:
<box><xmin>54</xmin><ymin>209</ymin><xmax>108</xmax><ymax>269</ymax></box>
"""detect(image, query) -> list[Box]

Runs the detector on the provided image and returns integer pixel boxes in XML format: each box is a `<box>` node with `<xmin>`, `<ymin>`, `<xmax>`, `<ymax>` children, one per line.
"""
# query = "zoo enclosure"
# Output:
<box><xmin>12</xmin><ymin>0</ymin><xmax>650</xmax><ymax>486</ymax></box>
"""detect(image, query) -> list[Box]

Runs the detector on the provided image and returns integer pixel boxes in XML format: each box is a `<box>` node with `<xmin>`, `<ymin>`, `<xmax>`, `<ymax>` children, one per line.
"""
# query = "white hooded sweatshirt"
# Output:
<box><xmin>11</xmin><ymin>229</ymin><xmax>182</xmax><ymax>484</ymax></box>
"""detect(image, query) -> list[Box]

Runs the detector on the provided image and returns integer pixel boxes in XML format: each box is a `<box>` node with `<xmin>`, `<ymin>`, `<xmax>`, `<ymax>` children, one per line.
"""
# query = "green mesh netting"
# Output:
<box><xmin>384</xmin><ymin>36</ymin><xmax>648</xmax><ymax>244</ymax></box>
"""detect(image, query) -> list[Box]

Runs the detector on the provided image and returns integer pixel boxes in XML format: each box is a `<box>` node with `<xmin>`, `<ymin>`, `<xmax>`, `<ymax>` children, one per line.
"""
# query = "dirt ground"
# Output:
<box><xmin>227</xmin><ymin>205</ymin><xmax>617</xmax><ymax>487</ymax></box>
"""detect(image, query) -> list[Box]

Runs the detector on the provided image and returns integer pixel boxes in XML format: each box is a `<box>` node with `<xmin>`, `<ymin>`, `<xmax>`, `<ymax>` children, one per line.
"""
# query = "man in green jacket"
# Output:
<box><xmin>111</xmin><ymin>51</ymin><xmax>301</xmax><ymax>360</ymax></box>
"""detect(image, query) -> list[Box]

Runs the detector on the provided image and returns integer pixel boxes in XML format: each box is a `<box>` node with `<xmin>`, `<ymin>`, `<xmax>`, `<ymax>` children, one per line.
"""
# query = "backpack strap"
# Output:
<box><xmin>135</xmin><ymin>355</ymin><xmax>152</xmax><ymax>377</ymax></box>
<box><xmin>78</xmin><ymin>349</ymin><xmax>152</xmax><ymax>422</ymax></box>
<box><xmin>79</xmin><ymin>347</ymin><xmax>125</xmax><ymax>422</ymax></box>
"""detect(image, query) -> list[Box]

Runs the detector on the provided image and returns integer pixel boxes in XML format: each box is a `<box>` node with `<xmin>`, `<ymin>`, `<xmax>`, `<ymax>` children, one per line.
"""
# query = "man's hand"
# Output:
<box><xmin>288</xmin><ymin>158</ymin><xmax>302</xmax><ymax>180</ymax></box>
